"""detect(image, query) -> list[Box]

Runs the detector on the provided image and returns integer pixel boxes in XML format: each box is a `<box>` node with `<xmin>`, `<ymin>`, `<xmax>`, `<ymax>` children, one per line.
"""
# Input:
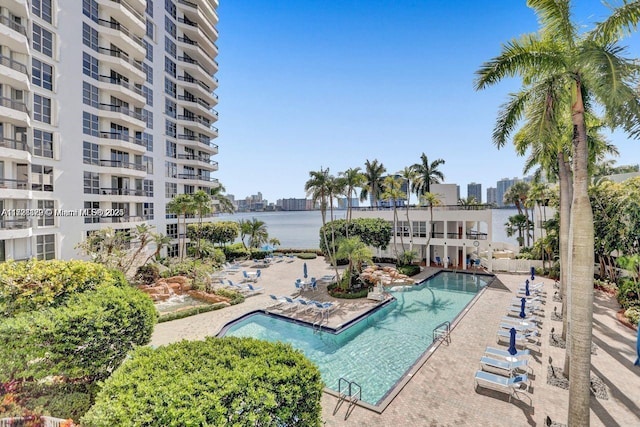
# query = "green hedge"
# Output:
<box><xmin>397</xmin><ymin>265</ymin><xmax>421</xmax><ymax>276</ymax></box>
<box><xmin>0</xmin><ymin>284</ymin><xmax>157</xmax><ymax>383</ymax></box>
<box><xmin>157</xmin><ymin>302</ymin><xmax>227</xmax><ymax>323</ymax></box>
<box><xmin>0</xmin><ymin>260</ymin><xmax>124</xmax><ymax>316</ymax></box>
<box><xmin>82</xmin><ymin>337</ymin><xmax>323</xmax><ymax>427</ymax></box>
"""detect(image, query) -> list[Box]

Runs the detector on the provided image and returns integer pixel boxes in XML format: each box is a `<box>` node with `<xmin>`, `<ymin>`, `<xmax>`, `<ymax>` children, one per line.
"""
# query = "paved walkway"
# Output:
<box><xmin>150</xmin><ymin>260</ymin><xmax>640</xmax><ymax>426</ymax></box>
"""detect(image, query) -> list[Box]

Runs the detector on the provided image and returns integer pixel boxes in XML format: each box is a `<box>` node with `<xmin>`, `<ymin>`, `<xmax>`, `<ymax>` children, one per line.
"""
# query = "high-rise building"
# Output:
<box><xmin>467</xmin><ymin>182</ymin><xmax>482</xmax><ymax>203</ymax></box>
<box><xmin>0</xmin><ymin>0</ymin><xmax>219</xmax><ymax>261</ymax></box>
<box><xmin>486</xmin><ymin>187</ymin><xmax>497</xmax><ymax>205</ymax></box>
<box><xmin>496</xmin><ymin>177</ymin><xmax>518</xmax><ymax>207</ymax></box>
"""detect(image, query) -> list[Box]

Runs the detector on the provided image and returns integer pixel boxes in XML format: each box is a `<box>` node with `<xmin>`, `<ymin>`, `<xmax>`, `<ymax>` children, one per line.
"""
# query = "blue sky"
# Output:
<box><xmin>214</xmin><ymin>1</ymin><xmax>640</xmax><ymax>203</ymax></box>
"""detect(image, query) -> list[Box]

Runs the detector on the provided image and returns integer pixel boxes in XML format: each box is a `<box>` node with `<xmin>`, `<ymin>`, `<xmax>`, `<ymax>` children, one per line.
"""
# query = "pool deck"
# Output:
<box><xmin>150</xmin><ymin>257</ymin><xmax>640</xmax><ymax>426</ymax></box>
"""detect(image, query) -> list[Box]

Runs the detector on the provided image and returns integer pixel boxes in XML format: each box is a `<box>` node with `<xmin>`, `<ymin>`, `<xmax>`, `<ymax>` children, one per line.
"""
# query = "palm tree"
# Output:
<box><xmin>335</xmin><ymin>237</ymin><xmax>373</xmax><ymax>291</ymax></box>
<box><xmin>166</xmin><ymin>194</ymin><xmax>194</xmax><ymax>259</ymax></box>
<box><xmin>412</xmin><ymin>153</ymin><xmax>445</xmax><ymax>196</ymax></box>
<box><xmin>305</xmin><ymin>168</ymin><xmax>340</xmax><ymax>280</ymax></box>
<box><xmin>191</xmin><ymin>190</ymin><xmax>212</xmax><ymax>256</ymax></box>
<box><xmin>238</xmin><ymin>219</ymin><xmax>251</xmax><ymax>250</ymax></box>
<box><xmin>475</xmin><ymin>1</ymin><xmax>640</xmax><ymax>423</ymax></box>
<box><xmin>399</xmin><ymin>166</ymin><xmax>418</xmax><ymax>251</ymax></box>
<box><xmin>458</xmin><ymin>196</ymin><xmax>479</xmax><ymax>206</ymax></box>
<box><xmin>505</xmin><ymin>214</ymin><xmax>530</xmax><ymax>247</ymax></box>
<box><xmin>339</xmin><ymin>167</ymin><xmax>365</xmax><ymax>226</ymax></box>
<box><xmin>381</xmin><ymin>175</ymin><xmax>405</xmax><ymax>260</ymax></box>
<box><xmin>246</xmin><ymin>218</ymin><xmax>268</xmax><ymax>249</ymax></box>
<box><xmin>419</xmin><ymin>192</ymin><xmax>442</xmax><ymax>262</ymax></box>
<box><xmin>360</xmin><ymin>159</ymin><xmax>386</xmax><ymax>208</ymax></box>
<box><xmin>210</xmin><ymin>184</ymin><xmax>235</xmax><ymax>214</ymax></box>
<box><xmin>503</xmin><ymin>182</ymin><xmax>531</xmax><ymax>246</ymax></box>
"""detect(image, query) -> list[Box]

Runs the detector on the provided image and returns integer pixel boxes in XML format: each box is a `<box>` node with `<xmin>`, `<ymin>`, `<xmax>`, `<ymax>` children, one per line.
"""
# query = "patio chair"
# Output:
<box><xmin>435</xmin><ymin>256</ymin><xmax>442</xmax><ymax>266</ymax></box>
<box><xmin>295</xmin><ymin>298</ymin><xmax>315</xmax><ymax>313</ymax></box>
<box><xmin>268</xmin><ymin>294</ymin><xmax>287</xmax><ymax>309</ymax></box>
<box><xmin>500</xmin><ymin>316</ymin><xmax>540</xmax><ymax>328</ymax></box>
<box><xmin>484</xmin><ymin>346</ymin><xmax>530</xmax><ymax>361</ymax></box>
<box><xmin>474</xmin><ymin>370</ymin><xmax>529</xmax><ymax>403</ymax></box>
<box><xmin>506</xmin><ymin>305</ymin><xmax>538</xmax><ymax>318</ymax></box>
<box><xmin>474</xmin><ymin>259</ymin><xmax>481</xmax><ymax>268</ymax></box>
<box><xmin>480</xmin><ymin>356</ymin><xmax>532</xmax><ymax>376</ymax></box>
<box><xmin>498</xmin><ymin>322</ymin><xmax>537</xmax><ymax>334</ymax></box>
<box><xmin>497</xmin><ymin>329</ymin><xmax>539</xmax><ymax>347</ymax></box>
<box><xmin>283</xmin><ymin>297</ymin><xmax>299</xmax><ymax>311</ymax></box>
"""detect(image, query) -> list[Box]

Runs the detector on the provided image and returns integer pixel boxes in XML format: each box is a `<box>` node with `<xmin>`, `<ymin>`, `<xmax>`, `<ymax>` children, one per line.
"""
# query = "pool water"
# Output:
<box><xmin>223</xmin><ymin>272</ymin><xmax>488</xmax><ymax>405</ymax></box>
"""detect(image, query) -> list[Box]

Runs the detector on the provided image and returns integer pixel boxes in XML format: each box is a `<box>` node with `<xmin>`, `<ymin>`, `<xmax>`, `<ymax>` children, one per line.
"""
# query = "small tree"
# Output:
<box><xmin>335</xmin><ymin>237</ymin><xmax>373</xmax><ymax>290</ymax></box>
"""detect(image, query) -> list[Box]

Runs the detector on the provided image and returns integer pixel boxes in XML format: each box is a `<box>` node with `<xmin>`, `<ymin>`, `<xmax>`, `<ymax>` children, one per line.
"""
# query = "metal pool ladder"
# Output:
<box><xmin>334</xmin><ymin>378</ymin><xmax>362</xmax><ymax>420</ymax></box>
<box><xmin>312</xmin><ymin>310</ymin><xmax>328</xmax><ymax>334</ymax></box>
<box><xmin>433</xmin><ymin>320</ymin><xmax>451</xmax><ymax>344</ymax></box>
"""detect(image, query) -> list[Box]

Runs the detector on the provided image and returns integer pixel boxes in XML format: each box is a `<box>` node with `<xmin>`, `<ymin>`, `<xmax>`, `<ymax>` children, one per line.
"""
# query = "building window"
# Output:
<box><xmin>164</xmin><ymin>36</ymin><xmax>176</xmax><ymax>58</ymax></box>
<box><xmin>32</xmin><ymin>59</ymin><xmax>53</xmax><ymax>90</ymax></box>
<box><xmin>165</xmin><ymin>98</ymin><xmax>176</xmax><ymax>118</ymax></box>
<box><xmin>143</xmin><ymin>62</ymin><xmax>153</xmax><ymax>84</ymax></box>
<box><xmin>146</xmin><ymin>0</ymin><xmax>153</xmax><ymax>17</ymax></box>
<box><xmin>31</xmin><ymin>165</ymin><xmax>54</xmax><ymax>191</ymax></box>
<box><xmin>143</xmin><ymin>40</ymin><xmax>153</xmax><ymax>61</ymax></box>
<box><xmin>166</xmin><ymin>223</ymin><xmax>178</xmax><ymax>239</ymax></box>
<box><xmin>165</xmin><ymin>120</ymin><xmax>176</xmax><ymax>137</ymax></box>
<box><xmin>82</xmin><ymin>81</ymin><xmax>99</xmax><ymax>108</ymax></box>
<box><xmin>166</xmin><ymin>140</ymin><xmax>176</xmax><ymax>158</ymax></box>
<box><xmin>165</xmin><ymin>0</ymin><xmax>176</xmax><ymax>18</ymax></box>
<box><xmin>84</xmin><ymin>201</ymin><xmax>100</xmax><ymax>223</ymax></box>
<box><xmin>164</xmin><ymin>16</ymin><xmax>176</xmax><ymax>38</ymax></box>
<box><xmin>82</xmin><ymin>23</ymin><xmax>99</xmax><ymax>51</ymax></box>
<box><xmin>82</xmin><ymin>0</ymin><xmax>99</xmax><ymax>21</ymax></box>
<box><xmin>33</xmin><ymin>129</ymin><xmax>54</xmax><ymax>158</ymax></box>
<box><xmin>36</xmin><ymin>234</ymin><xmax>56</xmax><ymax>260</ymax></box>
<box><xmin>143</xmin><ymin>156</ymin><xmax>154</xmax><ymax>174</ymax></box>
<box><xmin>82</xmin><ymin>112</ymin><xmax>99</xmax><ymax>136</ymax></box>
<box><xmin>143</xmin><ymin>132</ymin><xmax>153</xmax><ymax>151</ymax></box>
<box><xmin>183</xmin><ymin>185</ymin><xmax>194</xmax><ymax>194</ymax></box>
<box><xmin>37</xmin><ymin>200</ymin><xmax>55</xmax><ymax>226</ymax></box>
<box><xmin>164</xmin><ymin>77</ymin><xmax>176</xmax><ymax>98</ymax></box>
<box><xmin>167</xmin><ymin>243</ymin><xmax>178</xmax><ymax>257</ymax></box>
<box><xmin>165</xmin><ymin>161</ymin><xmax>177</xmax><ymax>178</ymax></box>
<box><xmin>83</xmin><ymin>141</ymin><xmax>99</xmax><ymax>165</ymax></box>
<box><xmin>164</xmin><ymin>57</ymin><xmax>176</xmax><ymax>77</ymax></box>
<box><xmin>84</xmin><ymin>171</ymin><xmax>100</xmax><ymax>194</ymax></box>
<box><xmin>82</xmin><ymin>52</ymin><xmax>99</xmax><ymax>79</ymax></box>
<box><xmin>142</xmin><ymin>85</ymin><xmax>153</xmax><ymax>106</ymax></box>
<box><xmin>142</xmin><ymin>109</ymin><xmax>153</xmax><ymax>129</ymax></box>
<box><xmin>33</xmin><ymin>0</ymin><xmax>53</xmax><ymax>24</ymax></box>
<box><xmin>33</xmin><ymin>95</ymin><xmax>52</xmax><ymax>124</ymax></box>
<box><xmin>165</xmin><ymin>182</ymin><xmax>177</xmax><ymax>198</ymax></box>
<box><xmin>143</xmin><ymin>179</ymin><xmax>154</xmax><ymax>196</ymax></box>
<box><xmin>141</xmin><ymin>202</ymin><xmax>154</xmax><ymax>219</ymax></box>
<box><xmin>146</xmin><ymin>19</ymin><xmax>155</xmax><ymax>39</ymax></box>
<box><xmin>33</xmin><ymin>24</ymin><xmax>54</xmax><ymax>57</ymax></box>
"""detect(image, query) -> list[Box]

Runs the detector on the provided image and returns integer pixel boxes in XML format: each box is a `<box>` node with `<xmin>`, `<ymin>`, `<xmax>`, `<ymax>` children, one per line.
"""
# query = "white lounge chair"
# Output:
<box><xmin>268</xmin><ymin>294</ymin><xmax>287</xmax><ymax>309</ymax></box>
<box><xmin>480</xmin><ymin>356</ymin><xmax>532</xmax><ymax>376</ymax></box>
<box><xmin>501</xmin><ymin>316</ymin><xmax>540</xmax><ymax>329</ymax></box>
<box><xmin>474</xmin><ymin>371</ymin><xmax>529</xmax><ymax>403</ymax></box>
<box><xmin>484</xmin><ymin>346</ymin><xmax>530</xmax><ymax>361</ymax></box>
<box><xmin>497</xmin><ymin>329</ymin><xmax>539</xmax><ymax>347</ymax></box>
<box><xmin>246</xmin><ymin>284</ymin><xmax>263</xmax><ymax>294</ymax></box>
<box><xmin>498</xmin><ymin>322</ymin><xmax>537</xmax><ymax>333</ymax></box>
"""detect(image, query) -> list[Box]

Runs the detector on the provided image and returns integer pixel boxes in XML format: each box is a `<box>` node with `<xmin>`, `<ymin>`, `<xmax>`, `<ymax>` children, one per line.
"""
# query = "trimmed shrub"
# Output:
<box><xmin>296</xmin><ymin>252</ymin><xmax>317</xmax><ymax>260</ymax></box>
<box><xmin>397</xmin><ymin>265</ymin><xmax>421</xmax><ymax>276</ymax></box>
<box><xmin>0</xmin><ymin>285</ymin><xmax>157</xmax><ymax>383</ymax></box>
<box><xmin>223</xmin><ymin>243</ymin><xmax>250</xmax><ymax>260</ymax></box>
<box><xmin>0</xmin><ymin>260</ymin><xmax>122</xmax><ymax>316</ymax></box>
<box><xmin>617</xmin><ymin>278</ymin><xmax>640</xmax><ymax>309</ymax></box>
<box><xmin>82</xmin><ymin>337</ymin><xmax>323</xmax><ymax>427</ymax></box>
<box><xmin>327</xmin><ymin>283</ymin><xmax>368</xmax><ymax>299</ymax></box>
<box><xmin>134</xmin><ymin>264</ymin><xmax>160</xmax><ymax>286</ymax></box>
<box><xmin>157</xmin><ymin>302</ymin><xmax>227</xmax><ymax>323</ymax></box>
<box><xmin>624</xmin><ymin>307</ymin><xmax>640</xmax><ymax>326</ymax></box>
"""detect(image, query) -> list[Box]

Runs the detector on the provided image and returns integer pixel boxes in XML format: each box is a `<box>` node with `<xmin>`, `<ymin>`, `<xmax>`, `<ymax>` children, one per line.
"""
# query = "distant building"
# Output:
<box><xmin>336</xmin><ymin>198</ymin><xmax>360</xmax><ymax>210</ymax></box>
<box><xmin>467</xmin><ymin>182</ymin><xmax>482</xmax><ymax>203</ymax></box>
<box><xmin>496</xmin><ymin>177</ymin><xmax>518</xmax><ymax>207</ymax></box>
<box><xmin>279</xmin><ymin>198</ymin><xmax>309</xmax><ymax>211</ymax></box>
<box><xmin>486</xmin><ymin>187</ymin><xmax>497</xmax><ymax>205</ymax></box>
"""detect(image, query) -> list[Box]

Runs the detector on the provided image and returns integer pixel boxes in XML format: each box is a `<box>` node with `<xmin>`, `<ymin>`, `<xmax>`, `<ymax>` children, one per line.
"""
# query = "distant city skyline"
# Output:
<box><xmin>214</xmin><ymin>1</ymin><xmax>640</xmax><ymax>203</ymax></box>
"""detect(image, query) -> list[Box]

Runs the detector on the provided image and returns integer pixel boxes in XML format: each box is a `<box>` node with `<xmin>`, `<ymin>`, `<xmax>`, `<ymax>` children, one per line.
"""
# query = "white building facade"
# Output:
<box><xmin>0</xmin><ymin>0</ymin><xmax>219</xmax><ymax>261</ymax></box>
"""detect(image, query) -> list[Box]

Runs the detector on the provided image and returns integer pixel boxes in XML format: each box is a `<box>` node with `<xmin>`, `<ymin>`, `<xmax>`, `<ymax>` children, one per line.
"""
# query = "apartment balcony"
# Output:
<box><xmin>177</xmin><ymin>35</ymin><xmax>218</xmax><ymax>73</ymax></box>
<box><xmin>97</xmin><ymin>103</ymin><xmax>146</xmax><ymax>130</ymax></box>
<box><xmin>176</xmin><ymin>154</ymin><xmax>218</xmax><ymax>170</ymax></box>
<box><xmin>177</xmin><ymin>134</ymin><xmax>217</xmax><ymax>154</ymax></box>
<box><xmin>177</xmin><ymin>74</ymin><xmax>217</xmax><ymax>99</ymax></box>
<box><xmin>97</xmin><ymin>74</ymin><xmax>146</xmax><ymax>105</ymax></box>
<box><xmin>3</xmin><ymin>0</ymin><xmax>29</xmax><ymax>19</ymax></box>
<box><xmin>97</xmin><ymin>188</ymin><xmax>150</xmax><ymax>203</ymax></box>
<box><xmin>177</xmin><ymin>55</ymin><xmax>215</xmax><ymax>83</ymax></box>
<box><xmin>96</xmin><ymin>214</ymin><xmax>153</xmax><ymax>224</ymax></box>
<box><xmin>96</xmin><ymin>18</ymin><xmax>145</xmax><ymax>60</ymax></box>
<box><xmin>177</xmin><ymin>0</ymin><xmax>219</xmax><ymax>42</ymax></box>
<box><xmin>100</xmin><ymin>0</ymin><xmax>146</xmax><ymax>33</ymax></box>
<box><xmin>0</xmin><ymin>54</ymin><xmax>30</xmax><ymax>91</ymax></box>
<box><xmin>0</xmin><ymin>178</ymin><xmax>31</xmax><ymax>200</ymax></box>
<box><xmin>99</xmin><ymin>131</ymin><xmax>146</xmax><ymax>154</ymax></box>
<box><xmin>0</xmin><ymin>15</ymin><xmax>29</xmax><ymax>52</ymax></box>
<box><xmin>177</xmin><ymin>174</ymin><xmax>218</xmax><ymax>185</ymax></box>
<box><xmin>176</xmin><ymin>95</ymin><xmax>217</xmax><ymax>121</ymax></box>
<box><xmin>177</xmin><ymin>114</ymin><xmax>214</xmax><ymax>134</ymax></box>
<box><xmin>0</xmin><ymin>96</ymin><xmax>30</xmax><ymax>127</ymax></box>
<box><xmin>0</xmin><ymin>218</ymin><xmax>32</xmax><ymax>240</ymax></box>
<box><xmin>0</xmin><ymin>135</ymin><xmax>30</xmax><ymax>161</ymax></box>
<box><xmin>97</xmin><ymin>46</ymin><xmax>145</xmax><ymax>81</ymax></box>
<box><xmin>97</xmin><ymin>159</ymin><xmax>147</xmax><ymax>178</ymax></box>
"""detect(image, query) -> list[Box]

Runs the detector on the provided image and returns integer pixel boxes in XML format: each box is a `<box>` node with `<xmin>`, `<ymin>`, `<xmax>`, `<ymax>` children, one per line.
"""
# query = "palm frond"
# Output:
<box><xmin>492</xmin><ymin>90</ymin><xmax>531</xmax><ymax>147</ymax></box>
<box><xmin>589</xmin><ymin>0</ymin><xmax>640</xmax><ymax>44</ymax></box>
<box><xmin>527</xmin><ymin>0</ymin><xmax>576</xmax><ymax>46</ymax></box>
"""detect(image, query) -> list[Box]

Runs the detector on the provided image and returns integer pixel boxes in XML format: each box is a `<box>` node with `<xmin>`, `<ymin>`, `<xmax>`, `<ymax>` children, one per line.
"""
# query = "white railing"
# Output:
<box><xmin>0</xmin><ymin>416</ymin><xmax>72</xmax><ymax>427</ymax></box>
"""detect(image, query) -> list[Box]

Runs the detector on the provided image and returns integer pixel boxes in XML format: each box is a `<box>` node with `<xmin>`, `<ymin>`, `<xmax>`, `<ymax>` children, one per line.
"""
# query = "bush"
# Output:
<box><xmin>161</xmin><ymin>260</ymin><xmax>211</xmax><ymax>291</ymax></box>
<box><xmin>157</xmin><ymin>302</ymin><xmax>227</xmax><ymax>323</ymax></box>
<box><xmin>134</xmin><ymin>264</ymin><xmax>160</xmax><ymax>286</ymax></box>
<box><xmin>82</xmin><ymin>337</ymin><xmax>323</xmax><ymax>427</ymax></box>
<box><xmin>296</xmin><ymin>252</ymin><xmax>317</xmax><ymax>260</ymax></box>
<box><xmin>624</xmin><ymin>307</ymin><xmax>640</xmax><ymax>326</ymax></box>
<box><xmin>616</xmin><ymin>278</ymin><xmax>640</xmax><ymax>309</ymax></box>
<box><xmin>223</xmin><ymin>243</ymin><xmax>250</xmax><ymax>261</ymax></box>
<box><xmin>397</xmin><ymin>265</ymin><xmax>421</xmax><ymax>276</ymax></box>
<box><xmin>0</xmin><ymin>260</ymin><xmax>123</xmax><ymax>316</ymax></box>
<box><xmin>18</xmin><ymin>381</ymin><xmax>97</xmax><ymax>421</ymax></box>
<box><xmin>213</xmin><ymin>288</ymin><xmax>245</xmax><ymax>305</ymax></box>
<box><xmin>327</xmin><ymin>282</ymin><xmax>368</xmax><ymax>299</ymax></box>
<box><xmin>0</xmin><ymin>285</ymin><xmax>157</xmax><ymax>383</ymax></box>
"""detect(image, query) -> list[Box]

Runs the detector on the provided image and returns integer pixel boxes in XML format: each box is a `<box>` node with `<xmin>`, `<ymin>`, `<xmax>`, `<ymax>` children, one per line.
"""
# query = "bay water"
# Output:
<box><xmin>216</xmin><ymin>209</ymin><xmax>519</xmax><ymax>249</ymax></box>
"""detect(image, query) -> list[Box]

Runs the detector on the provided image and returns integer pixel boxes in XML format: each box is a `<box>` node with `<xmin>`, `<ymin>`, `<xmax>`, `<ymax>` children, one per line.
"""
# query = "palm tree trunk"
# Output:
<box><xmin>558</xmin><ymin>152</ymin><xmax>572</xmax><ymax>342</ymax></box>
<box><xmin>567</xmin><ymin>96</ymin><xmax>595</xmax><ymax>427</ymax></box>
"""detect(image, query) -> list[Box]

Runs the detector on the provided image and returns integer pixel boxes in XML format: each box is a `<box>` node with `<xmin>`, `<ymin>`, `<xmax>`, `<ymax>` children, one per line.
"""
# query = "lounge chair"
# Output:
<box><xmin>246</xmin><ymin>284</ymin><xmax>263</xmax><ymax>294</ymax></box>
<box><xmin>498</xmin><ymin>322</ymin><xmax>537</xmax><ymax>333</ymax></box>
<box><xmin>474</xmin><ymin>370</ymin><xmax>529</xmax><ymax>403</ymax></box>
<box><xmin>313</xmin><ymin>301</ymin><xmax>334</xmax><ymax>316</ymax></box>
<box><xmin>501</xmin><ymin>316</ymin><xmax>540</xmax><ymax>328</ymax></box>
<box><xmin>511</xmin><ymin>295</ymin><xmax>544</xmax><ymax>304</ymax></box>
<box><xmin>509</xmin><ymin>301</ymin><xmax>543</xmax><ymax>312</ymax></box>
<box><xmin>295</xmin><ymin>298</ymin><xmax>315</xmax><ymax>313</ymax></box>
<box><xmin>480</xmin><ymin>356</ymin><xmax>532</xmax><ymax>376</ymax></box>
<box><xmin>497</xmin><ymin>329</ymin><xmax>539</xmax><ymax>347</ymax></box>
<box><xmin>484</xmin><ymin>346</ymin><xmax>530</xmax><ymax>361</ymax></box>
<box><xmin>268</xmin><ymin>294</ymin><xmax>287</xmax><ymax>309</ymax></box>
<box><xmin>283</xmin><ymin>297</ymin><xmax>299</xmax><ymax>311</ymax></box>
<box><xmin>506</xmin><ymin>305</ymin><xmax>538</xmax><ymax>318</ymax></box>
<box><xmin>435</xmin><ymin>256</ymin><xmax>442</xmax><ymax>266</ymax></box>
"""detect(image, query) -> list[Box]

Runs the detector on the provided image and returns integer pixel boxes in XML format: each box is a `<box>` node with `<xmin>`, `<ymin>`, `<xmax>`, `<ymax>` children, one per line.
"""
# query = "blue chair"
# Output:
<box><xmin>256</xmin><ymin>269</ymin><xmax>261</xmax><ymax>278</ymax></box>
<box><xmin>435</xmin><ymin>256</ymin><xmax>442</xmax><ymax>266</ymax></box>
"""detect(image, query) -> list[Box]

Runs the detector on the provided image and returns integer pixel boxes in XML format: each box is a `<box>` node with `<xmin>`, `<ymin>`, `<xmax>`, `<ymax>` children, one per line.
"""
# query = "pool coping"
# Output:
<box><xmin>216</xmin><ymin>270</ymin><xmax>496</xmax><ymax>413</ymax></box>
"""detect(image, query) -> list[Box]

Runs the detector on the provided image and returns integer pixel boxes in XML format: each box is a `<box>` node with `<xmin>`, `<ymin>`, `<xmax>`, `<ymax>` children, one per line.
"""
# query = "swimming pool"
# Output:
<box><xmin>220</xmin><ymin>272</ymin><xmax>489</xmax><ymax>406</ymax></box>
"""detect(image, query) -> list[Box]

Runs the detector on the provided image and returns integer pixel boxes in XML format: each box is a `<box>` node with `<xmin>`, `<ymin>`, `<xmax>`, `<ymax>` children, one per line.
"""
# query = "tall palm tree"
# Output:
<box><xmin>210</xmin><ymin>184</ymin><xmax>235</xmax><ymax>214</ymax></box>
<box><xmin>412</xmin><ymin>153</ymin><xmax>445</xmax><ymax>196</ymax></box>
<box><xmin>246</xmin><ymin>218</ymin><xmax>268</xmax><ymax>249</ymax></box>
<box><xmin>475</xmin><ymin>1</ymin><xmax>640</xmax><ymax>423</ymax></box>
<box><xmin>339</xmin><ymin>167</ymin><xmax>365</xmax><ymax>225</ymax></box>
<box><xmin>381</xmin><ymin>175</ymin><xmax>405</xmax><ymax>260</ymax></box>
<box><xmin>166</xmin><ymin>193</ymin><xmax>194</xmax><ymax>259</ymax></box>
<box><xmin>504</xmin><ymin>181</ymin><xmax>531</xmax><ymax>246</ymax></box>
<box><xmin>191</xmin><ymin>190</ymin><xmax>212</xmax><ymax>256</ymax></box>
<box><xmin>399</xmin><ymin>166</ymin><xmax>418</xmax><ymax>251</ymax></box>
<box><xmin>360</xmin><ymin>160</ymin><xmax>386</xmax><ymax>208</ymax></box>
<box><xmin>420</xmin><ymin>192</ymin><xmax>442</xmax><ymax>263</ymax></box>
